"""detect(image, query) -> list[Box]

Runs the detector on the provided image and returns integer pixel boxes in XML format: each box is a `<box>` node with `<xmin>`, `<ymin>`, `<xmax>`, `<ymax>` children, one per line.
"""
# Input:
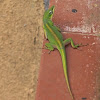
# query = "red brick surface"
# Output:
<box><xmin>35</xmin><ymin>0</ymin><xmax>100</xmax><ymax>100</ymax></box>
<box><xmin>50</xmin><ymin>0</ymin><xmax>100</xmax><ymax>35</ymax></box>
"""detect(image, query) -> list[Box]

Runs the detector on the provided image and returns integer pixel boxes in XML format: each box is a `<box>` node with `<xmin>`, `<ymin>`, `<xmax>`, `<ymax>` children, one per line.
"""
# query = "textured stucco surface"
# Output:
<box><xmin>0</xmin><ymin>0</ymin><xmax>44</xmax><ymax>100</ymax></box>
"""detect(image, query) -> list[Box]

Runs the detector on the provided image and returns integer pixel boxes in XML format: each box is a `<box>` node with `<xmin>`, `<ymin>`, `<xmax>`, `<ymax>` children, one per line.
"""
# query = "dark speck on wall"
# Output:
<box><xmin>72</xmin><ymin>9</ymin><xmax>77</xmax><ymax>13</ymax></box>
<box><xmin>82</xmin><ymin>97</ymin><xmax>87</xmax><ymax>100</ymax></box>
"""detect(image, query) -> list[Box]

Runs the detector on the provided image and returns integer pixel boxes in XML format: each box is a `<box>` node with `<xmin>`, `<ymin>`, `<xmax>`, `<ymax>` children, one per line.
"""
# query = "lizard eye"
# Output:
<box><xmin>49</xmin><ymin>10</ymin><xmax>53</xmax><ymax>15</ymax></box>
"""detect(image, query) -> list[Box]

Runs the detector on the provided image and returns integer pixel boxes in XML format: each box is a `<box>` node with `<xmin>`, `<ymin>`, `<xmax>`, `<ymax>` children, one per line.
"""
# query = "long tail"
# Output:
<box><xmin>59</xmin><ymin>48</ymin><xmax>74</xmax><ymax>100</ymax></box>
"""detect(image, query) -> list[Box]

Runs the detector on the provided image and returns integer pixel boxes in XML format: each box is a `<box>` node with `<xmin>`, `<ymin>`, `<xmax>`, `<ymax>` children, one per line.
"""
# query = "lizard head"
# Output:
<box><xmin>43</xmin><ymin>6</ymin><xmax>55</xmax><ymax>20</ymax></box>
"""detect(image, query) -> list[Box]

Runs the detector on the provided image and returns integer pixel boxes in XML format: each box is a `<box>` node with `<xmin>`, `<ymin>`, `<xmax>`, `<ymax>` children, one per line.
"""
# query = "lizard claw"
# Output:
<box><xmin>48</xmin><ymin>50</ymin><xmax>52</xmax><ymax>54</ymax></box>
<box><xmin>79</xmin><ymin>43</ymin><xmax>89</xmax><ymax>47</ymax></box>
<box><xmin>77</xmin><ymin>47</ymin><xmax>82</xmax><ymax>51</ymax></box>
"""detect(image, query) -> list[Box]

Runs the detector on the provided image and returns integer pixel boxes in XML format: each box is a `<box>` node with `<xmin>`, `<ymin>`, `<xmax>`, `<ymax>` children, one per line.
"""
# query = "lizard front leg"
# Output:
<box><xmin>45</xmin><ymin>43</ymin><xmax>55</xmax><ymax>53</ymax></box>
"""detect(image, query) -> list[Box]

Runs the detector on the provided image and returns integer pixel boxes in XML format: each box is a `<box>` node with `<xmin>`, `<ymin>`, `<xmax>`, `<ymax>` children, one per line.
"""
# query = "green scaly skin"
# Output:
<box><xmin>43</xmin><ymin>6</ymin><xmax>80</xmax><ymax>100</ymax></box>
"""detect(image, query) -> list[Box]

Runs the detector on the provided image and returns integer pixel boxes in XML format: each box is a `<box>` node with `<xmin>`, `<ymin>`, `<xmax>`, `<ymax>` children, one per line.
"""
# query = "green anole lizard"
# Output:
<box><xmin>43</xmin><ymin>6</ymin><xmax>81</xmax><ymax>100</ymax></box>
